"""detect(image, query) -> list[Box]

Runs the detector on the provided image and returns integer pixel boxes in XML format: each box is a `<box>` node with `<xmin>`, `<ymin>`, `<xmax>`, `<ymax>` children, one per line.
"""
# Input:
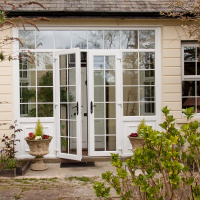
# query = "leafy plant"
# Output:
<box><xmin>3</xmin><ymin>158</ymin><xmax>17</xmax><ymax>170</ymax></box>
<box><xmin>34</xmin><ymin>119</ymin><xmax>44</xmax><ymax>137</ymax></box>
<box><xmin>93</xmin><ymin>107</ymin><xmax>200</xmax><ymax>200</ymax></box>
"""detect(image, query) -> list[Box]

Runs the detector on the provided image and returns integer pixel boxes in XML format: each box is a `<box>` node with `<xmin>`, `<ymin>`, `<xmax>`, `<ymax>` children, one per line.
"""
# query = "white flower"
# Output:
<box><xmin>35</xmin><ymin>136</ymin><xmax>42</xmax><ymax>140</ymax></box>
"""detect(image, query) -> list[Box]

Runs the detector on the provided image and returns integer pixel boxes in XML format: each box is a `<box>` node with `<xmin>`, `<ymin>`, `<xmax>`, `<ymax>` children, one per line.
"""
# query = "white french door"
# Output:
<box><xmin>55</xmin><ymin>49</ymin><xmax>82</xmax><ymax>160</ymax></box>
<box><xmin>88</xmin><ymin>50</ymin><xmax>121</xmax><ymax>156</ymax></box>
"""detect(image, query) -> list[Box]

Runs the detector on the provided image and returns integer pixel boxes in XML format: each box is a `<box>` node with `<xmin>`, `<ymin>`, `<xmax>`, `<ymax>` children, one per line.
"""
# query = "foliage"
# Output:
<box><xmin>161</xmin><ymin>0</ymin><xmax>200</xmax><ymax>43</ymax></box>
<box><xmin>93</xmin><ymin>107</ymin><xmax>200</xmax><ymax>200</ymax></box>
<box><xmin>3</xmin><ymin>158</ymin><xmax>17</xmax><ymax>170</ymax></box>
<box><xmin>136</xmin><ymin>118</ymin><xmax>146</xmax><ymax>137</ymax></box>
<box><xmin>34</xmin><ymin>119</ymin><xmax>44</xmax><ymax>137</ymax></box>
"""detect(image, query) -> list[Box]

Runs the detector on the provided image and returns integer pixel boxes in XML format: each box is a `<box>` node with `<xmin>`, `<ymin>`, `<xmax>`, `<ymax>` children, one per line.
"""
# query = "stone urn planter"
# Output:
<box><xmin>128</xmin><ymin>136</ymin><xmax>145</xmax><ymax>151</ymax></box>
<box><xmin>25</xmin><ymin>137</ymin><xmax>52</xmax><ymax>171</ymax></box>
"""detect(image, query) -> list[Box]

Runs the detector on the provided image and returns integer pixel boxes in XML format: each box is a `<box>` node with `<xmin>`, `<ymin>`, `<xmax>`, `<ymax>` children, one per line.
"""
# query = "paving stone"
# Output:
<box><xmin>0</xmin><ymin>189</ymin><xmax>21</xmax><ymax>200</ymax></box>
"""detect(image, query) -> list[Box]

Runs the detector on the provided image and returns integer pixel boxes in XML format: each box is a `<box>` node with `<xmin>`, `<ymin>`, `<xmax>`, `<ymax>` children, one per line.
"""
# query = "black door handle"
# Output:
<box><xmin>90</xmin><ymin>101</ymin><xmax>96</xmax><ymax>114</ymax></box>
<box><xmin>77</xmin><ymin>102</ymin><xmax>78</xmax><ymax>115</ymax></box>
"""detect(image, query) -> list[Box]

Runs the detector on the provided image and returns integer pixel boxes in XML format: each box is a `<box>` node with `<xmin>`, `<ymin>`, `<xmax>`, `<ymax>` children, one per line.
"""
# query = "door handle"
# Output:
<box><xmin>90</xmin><ymin>101</ymin><xmax>96</xmax><ymax>114</ymax></box>
<box><xmin>77</xmin><ymin>102</ymin><xmax>78</xmax><ymax>115</ymax></box>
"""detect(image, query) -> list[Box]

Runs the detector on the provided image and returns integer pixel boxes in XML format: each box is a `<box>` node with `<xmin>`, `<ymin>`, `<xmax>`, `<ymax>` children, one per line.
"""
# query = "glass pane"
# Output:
<box><xmin>60</xmin><ymin>104</ymin><xmax>68</xmax><ymax>119</ymax></box>
<box><xmin>105</xmin><ymin>70</ymin><xmax>115</xmax><ymax>85</ymax></box>
<box><xmin>55</xmin><ymin>31</ymin><xmax>71</xmax><ymax>49</ymax></box>
<box><xmin>123</xmin><ymin>52</ymin><xmax>138</xmax><ymax>69</ymax></box>
<box><xmin>38</xmin><ymin>104</ymin><xmax>53</xmax><ymax>117</ymax></box>
<box><xmin>68</xmin><ymin>54</ymin><xmax>76</xmax><ymax>68</ymax></box>
<box><xmin>197</xmin><ymin>81</ymin><xmax>200</xmax><ymax>96</ymax></box>
<box><xmin>60</xmin><ymin>55</ymin><xmax>67</xmax><ymax>69</ymax></box>
<box><xmin>94</xmin><ymin>70</ymin><xmax>104</xmax><ymax>85</ymax></box>
<box><xmin>20</xmin><ymin>71</ymin><xmax>36</xmax><ymax>86</ymax></box>
<box><xmin>69</xmin><ymin>121</ymin><xmax>76</xmax><ymax>137</ymax></box>
<box><xmin>19</xmin><ymin>53</ymin><xmax>36</xmax><ymax>70</ymax></box>
<box><xmin>197</xmin><ymin>62</ymin><xmax>200</xmax><ymax>75</ymax></box>
<box><xmin>94</xmin><ymin>56</ymin><xmax>104</xmax><ymax>69</ymax></box>
<box><xmin>121</xmin><ymin>30</ymin><xmax>138</xmax><ymax>49</ymax></box>
<box><xmin>19</xmin><ymin>30</ymin><xmax>35</xmax><ymax>49</ymax></box>
<box><xmin>105</xmin><ymin>87</ymin><xmax>115</xmax><ymax>102</ymax></box>
<box><xmin>182</xmin><ymin>81</ymin><xmax>195</xmax><ymax>96</ymax></box>
<box><xmin>123</xmin><ymin>102</ymin><xmax>139</xmax><ymax>116</ymax></box>
<box><xmin>140</xmin><ymin>102</ymin><xmax>155</xmax><ymax>116</ymax></box>
<box><xmin>61</xmin><ymin>137</ymin><xmax>68</xmax><ymax>153</ymax></box>
<box><xmin>94</xmin><ymin>119</ymin><xmax>105</xmax><ymax>135</ymax></box>
<box><xmin>20</xmin><ymin>104</ymin><xmax>36</xmax><ymax>117</ymax></box>
<box><xmin>94</xmin><ymin>103</ymin><xmax>104</xmax><ymax>118</ymax></box>
<box><xmin>104</xmin><ymin>30</ymin><xmax>120</xmax><ymax>49</ymax></box>
<box><xmin>106</xmin><ymin>136</ymin><xmax>116</xmax><ymax>151</ymax></box>
<box><xmin>37</xmin><ymin>53</ymin><xmax>53</xmax><ymax>70</ymax></box>
<box><xmin>184</xmin><ymin>47</ymin><xmax>195</xmax><ymax>61</ymax></box>
<box><xmin>69</xmin><ymin>138</ymin><xmax>77</xmax><ymax>154</ymax></box>
<box><xmin>94</xmin><ymin>87</ymin><xmax>104</xmax><ymax>102</ymax></box>
<box><xmin>106</xmin><ymin>119</ymin><xmax>116</xmax><ymax>135</ymax></box>
<box><xmin>105</xmin><ymin>56</ymin><xmax>115</xmax><ymax>69</ymax></box>
<box><xmin>37</xmin><ymin>71</ymin><xmax>53</xmax><ymax>86</ymax></box>
<box><xmin>68</xmin><ymin>86</ymin><xmax>76</xmax><ymax>102</ymax></box>
<box><xmin>140</xmin><ymin>86</ymin><xmax>155</xmax><ymax>101</ymax></box>
<box><xmin>184</xmin><ymin>62</ymin><xmax>195</xmax><ymax>75</ymax></box>
<box><xmin>68</xmin><ymin>68</ymin><xmax>76</xmax><ymax>85</ymax></box>
<box><xmin>106</xmin><ymin>103</ymin><xmax>116</xmax><ymax>118</ymax></box>
<box><xmin>197</xmin><ymin>98</ymin><xmax>200</xmax><ymax>113</ymax></box>
<box><xmin>88</xmin><ymin>30</ymin><xmax>103</xmax><ymax>49</ymax></box>
<box><xmin>182</xmin><ymin>97</ymin><xmax>195</xmax><ymax>110</ymax></box>
<box><xmin>140</xmin><ymin>70</ymin><xmax>155</xmax><ymax>85</ymax></box>
<box><xmin>36</xmin><ymin>31</ymin><xmax>54</xmax><ymax>49</ymax></box>
<box><xmin>123</xmin><ymin>70</ymin><xmax>138</xmax><ymax>85</ymax></box>
<box><xmin>20</xmin><ymin>87</ymin><xmax>36</xmax><ymax>103</ymax></box>
<box><xmin>60</xmin><ymin>87</ymin><xmax>67</xmax><ymax>102</ymax></box>
<box><xmin>139</xmin><ymin>30</ymin><xmax>155</xmax><ymax>49</ymax></box>
<box><xmin>61</xmin><ymin>121</ymin><xmax>68</xmax><ymax>136</ymax></box>
<box><xmin>60</xmin><ymin>70</ymin><xmax>67</xmax><ymax>85</ymax></box>
<box><xmin>72</xmin><ymin>31</ymin><xmax>87</xmax><ymax>49</ymax></box>
<box><xmin>123</xmin><ymin>87</ymin><xmax>138</xmax><ymax>102</ymax></box>
<box><xmin>37</xmin><ymin>87</ymin><xmax>53</xmax><ymax>102</ymax></box>
<box><xmin>139</xmin><ymin>52</ymin><xmax>155</xmax><ymax>69</ymax></box>
<box><xmin>68</xmin><ymin>103</ymin><xmax>77</xmax><ymax>120</ymax></box>
<box><xmin>95</xmin><ymin>136</ymin><xmax>105</xmax><ymax>151</ymax></box>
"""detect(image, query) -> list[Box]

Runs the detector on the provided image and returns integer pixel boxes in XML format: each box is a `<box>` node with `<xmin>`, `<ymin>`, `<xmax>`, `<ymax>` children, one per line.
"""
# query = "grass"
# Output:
<box><xmin>66</xmin><ymin>176</ymin><xmax>97</xmax><ymax>183</ymax></box>
<box><xmin>14</xmin><ymin>194</ymin><xmax>21</xmax><ymax>199</ymax></box>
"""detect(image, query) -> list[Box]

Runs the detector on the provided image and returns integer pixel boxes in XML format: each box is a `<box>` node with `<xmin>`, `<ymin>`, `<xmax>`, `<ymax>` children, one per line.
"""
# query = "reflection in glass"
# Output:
<box><xmin>95</xmin><ymin>136</ymin><xmax>105</xmax><ymax>151</ymax></box>
<box><xmin>68</xmin><ymin>86</ymin><xmax>76</xmax><ymax>102</ymax></box>
<box><xmin>68</xmin><ymin>103</ymin><xmax>77</xmax><ymax>120</ymax></box>
<box><xmin>68</xmin><ymin>68</ymin><xmax>76</xmax><ymax>85</ymax></box>
<box><xmin>60</xmin><ymin>55</ymin><xmax>67</xmax><ymax>69</ymax></box>
<box><xmin>19</xmin><ymin>53</ymin><xmax>36</xmax><ymax>70</ymax></box>
<box><xmin>37</xmin><ymin>53</ymin><xmax>53</xmax><ymax>70</ymax></box>
<box><xmin>94</xmin><ymin>56</ymin><xmax>104</xmax><ymax>69</ymax></box>
<box><xmin>69</xmin><ymin>138</ymin><xmax>77</xmax><ymax>154</ymax></box>
<box><xmin>38</xmin><ymin>104</ymin><xmax>53</xmax><ymax>117</ymax></box>
<box><xmin>121</xmin><ymin>30</ymin><xmax>138</xmax><ymax>49</ymax></box>
<box><xmin>184</xmin><ymin>62</ymin><xmax>195</xmax><ymax>75</ymax></box>
<box><xmin>69</xmin><ymin>121</ymin><xmax>76</xmax><ymax>137</ymax></box>
<box><xmin>88</xmin><ymin>30</ymin><xmax>103</xmax><ymax>49</ymax></box>
<box><xmin>139</xmin><ymin>30</ymin><xmax>155</xmax><ymax>49</ymax></box>
<box><xmin>106</xmin><ymin>87</ymin><xmax>115</xmax><ymax>102</ymax></box>
<box><xmin>60</xmin><ymin>87</ymin><xmax>67</xmax><ymax>102</ymax></box>
<box><xmin>182</xmin><ymin>81</ymin><xmax>195</xmax><ymax>96</ymax></box>
<box><xmin>182</xmin><ymin>97</ymin><xmax>195</xmax><ymax>111</ymax></box>
<box><xmin>36</xmin><ymin>31</ymin><xmax>54</xmax><ymax>49</ymax></box>
<box><xmin>140</xmin><ymin>86</ymin><xmax>155</xmax><ymax>101</ymax></box>
<box><xmin>105</xmin><ymin>70</ymin><xmax>115</xmax><ymax>85</ymax></box>
<box><xmin>61</xmin><ymin>137</ymin><xmax>68</xmax><ymax>153</ymax></box>
<box><xmin>20</xmin><ymin>87</ymin><xmax>36</xmax><ymax>103</ymax></box>
<box><xmin>123</xmin><ymin>70</ymin><xmax>138</xmax><ymax>85</ymax></box>
<box><xmin>140</xmin><ymin>102</ymin><xmax>155</xmax><ymax>116</ymax></box>
<box><xmin>94</xmin><ymin>103</ymin><xmax>104</xmax><ymax>118</ymax></box>
<box><xmin>104</xmin><ymin>30</ymin><xmax>120</xmax><ymax>49</ymax></box>
<box><xmin>184</xmin><ymin>47</ymin><xmax>195</xmax><ymax>61</ymax></box>
<box><xmin>60</xmin><ymin>70</ymin><xmax>67</xmax><ymax>86</ymax></box>
<box><xmin>37</xmin><ymin>71</ymin><xmax>53</xmax><ymax>86</ymax></box>
<box><xmin>94</xmin><ymin>87</ymin><xmax>104</xmax><ymax>102</ymax></box>
<box><xmin>197</xmin><ymin>81</ymin><xmax>200</xmax><ymax>96</ymax></box>
<box><xmin>197</xmin><ymin>97</ymin><xmax>200</xmax><ymax>113</ymax></box>
<box><xmin>123</xmin><ymin>52</ymin><xmax>138</xmax><ymax>69</ymax></box>
<box><xmin>72</xmin><ymin>31</ymin><xmax>87</xmax><ymax>49</ymax></box>
<box><xmin>94</xmin><ymin>70</ymin><xmax>104</xmax><ymax>85</ymax></box>
<box><xmin>20</xmin><ymin>71</ymin><xmax>36</xmax><ymax>86</ymax></box>
<box><xmin>123</xmin><ymin>102</ymin><xmax>139</xmax><ymax>116</ymax></box>
<box><xmin>123</xmin><ymin>87</ymin><xmax>138</xmax><ymax>102</ymax></box>
<box><xmin>105</xmin><ymin>56</ymin><xmax>115</xmax><ymax>69</ymax></box>
<box><xmin>106</xmin><ymin>136</ymin><xmax>116</xmax><ymax>151</ymax></box>
<box><xmin>19</xmin><ymin>30</ymin><xmax>35</xmax><ymax>49</ymax></box>
<box><xmin>139</xmin><ymin>52</ymin><xmax>155</xmax><ymax>69</ymax></box>
<box><xmin>60</xmin><ymin>121</ymin><xmax>68</xmax><ymax>136</ymax></box>
<box><xmin>55</xmin><ymin>31</ymin><xmax>71</xmax><ymax>49</ymax></box>
<box><xmin>60</xmin><ymin>104</ymin><xmax>68</xmax><ymax>119</ymax></box>
<box><xmin>140</xmin><ymin>70</ymin><xmax>155</xmax><ymax>85</ymax></box>
<box><xmin>68</xmin><ymin>54</ymin><xmax>76</xmax><ymax>68</ymax></box>
<box><xmin>95</xmin><ymin>119</ymin><xmax>105</xmax><ymax>135</ymax></box>
<box><xmin>106</xmin><ymin>119</ymin><xmax>116</xmax><ymax>135</ymax></box>
<box><xmin>20</xmin><ymin>104</ymin><xmax>36</xmax><ymax>117</ymax></box>
<box><xmin>106</xmin><ymin>103</ymin><xmax>115</xmax><ymax>118</ymax></box>
<box><xmin>37</xmin><ymin>87</ymin><xmax>53</xmax><ymax>102</ymax></box>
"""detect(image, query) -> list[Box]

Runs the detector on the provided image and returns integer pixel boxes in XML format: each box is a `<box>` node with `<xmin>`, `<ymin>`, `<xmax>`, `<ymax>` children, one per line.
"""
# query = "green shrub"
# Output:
<box><xmin>34</xmin><ymin>119</ymin><xmax>44</xmax><ymax>137</ymax></box>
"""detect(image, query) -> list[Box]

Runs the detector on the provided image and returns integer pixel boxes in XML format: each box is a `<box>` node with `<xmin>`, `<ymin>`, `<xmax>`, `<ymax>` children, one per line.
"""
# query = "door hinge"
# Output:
<box><xmin>85</xmin><ymin>80</ymin><xmax>87</xmax><ymax>85</ymax></box>
<box><xmin>55</xmin><ymin>148</ymin><xmax>59</xmax><ymax>154</ymax></box>
<box><xmin>54</xmin><ymin>57</ymin><xmax>57</xmax><ymax>62</ymax></box>
<box><xmin>116</xmin><ymin>57</ymin><xmax>122</xmax><ymax>62</ymax></box>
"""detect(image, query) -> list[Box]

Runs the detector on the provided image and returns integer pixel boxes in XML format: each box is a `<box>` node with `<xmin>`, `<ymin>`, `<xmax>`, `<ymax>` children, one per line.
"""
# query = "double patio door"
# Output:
<box><xmin>55</xmin><ymin>49</ymin><xmax>121</xmax><ymax>160</ymax></box>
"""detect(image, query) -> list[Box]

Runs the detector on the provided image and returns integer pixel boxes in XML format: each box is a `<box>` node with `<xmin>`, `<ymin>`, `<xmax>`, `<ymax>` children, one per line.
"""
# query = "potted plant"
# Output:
<box><xmin>128</xmin><ymin>119</ymin><xmax>146</xmax><ymax>151</ymax></box>
<box><xmin>25</xmin><ymin>119</ymin><xmax>52</xmax><ymax>171</ymax></box>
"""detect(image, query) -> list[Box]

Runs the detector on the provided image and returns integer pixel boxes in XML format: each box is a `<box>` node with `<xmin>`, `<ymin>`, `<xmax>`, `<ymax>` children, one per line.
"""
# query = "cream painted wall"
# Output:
<box><xmin>0</xmin><ymin>27</ymin><xmax>13</xmax><ymax>147</ymax></box>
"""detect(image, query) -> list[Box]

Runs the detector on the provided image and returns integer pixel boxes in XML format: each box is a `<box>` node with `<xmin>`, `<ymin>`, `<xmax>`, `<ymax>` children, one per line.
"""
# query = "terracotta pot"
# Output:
<box><xmin>25</xmin><ymin>137</ymin><xmax>52</xmax><ymax>171</ymax></box>
<box><xmin>128</xmin><ymin>136</ymin><xmax>145</xmax><ymax>151</ymax></box>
